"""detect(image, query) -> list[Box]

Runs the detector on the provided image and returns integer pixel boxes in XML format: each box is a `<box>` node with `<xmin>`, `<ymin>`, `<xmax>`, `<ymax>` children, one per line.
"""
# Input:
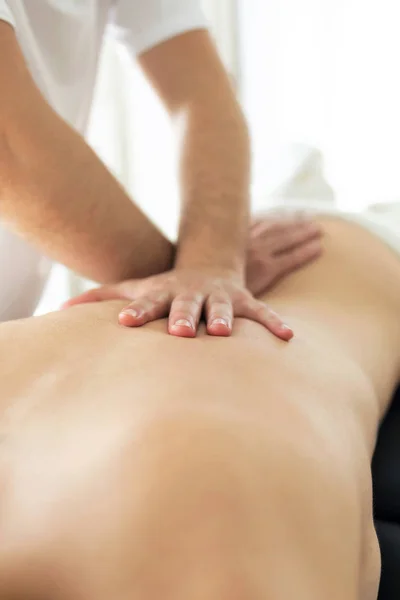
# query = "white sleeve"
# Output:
<box><xmin>0</xmin><ymin>0</ymin><xmax>15</xmax><ymax>27</ymax></box>
<box><xmin>110</xmin><ymin>0</ymin><xmax>209</xmax><ymax>56</ymax></box>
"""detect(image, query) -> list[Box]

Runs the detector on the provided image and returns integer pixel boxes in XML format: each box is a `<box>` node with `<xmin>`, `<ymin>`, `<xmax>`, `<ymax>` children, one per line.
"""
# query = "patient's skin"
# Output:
<box><xmin>0</xmin><ymin>218</ymin><xmax>400</xmax><ymax>600</ymax></box>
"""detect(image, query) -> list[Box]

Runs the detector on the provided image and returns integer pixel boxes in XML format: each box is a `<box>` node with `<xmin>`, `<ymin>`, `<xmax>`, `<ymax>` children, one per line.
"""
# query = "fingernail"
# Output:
<box><xmin>120</xmin><ymin>309</ymin><xmax>142</xmax><ymax>318</ymax></box>
<box><xmin>281</xmin><ymin>324</ymin><xmax>294</xmax><ymax>337</ymax></box>
<box><xmin>174</xmin><ymin>319</ymin><xmax>193</xmax><ymax>329</ymax></box>
<box><xmin>212</xmin><ymin>318</ymin><xmax>229</xmax><ymax>328</ymax></box>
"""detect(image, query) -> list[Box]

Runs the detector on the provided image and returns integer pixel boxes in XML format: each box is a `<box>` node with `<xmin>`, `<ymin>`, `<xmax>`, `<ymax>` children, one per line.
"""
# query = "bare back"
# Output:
<box><xmin>0</xmin><ymin>217</ymin><xmax>398</xmax><ymax>600</ymax></box>
<box><xmin>0</xmin><ymin>218</ymin><xmax>399</xmax><ymax>441</ymax></box>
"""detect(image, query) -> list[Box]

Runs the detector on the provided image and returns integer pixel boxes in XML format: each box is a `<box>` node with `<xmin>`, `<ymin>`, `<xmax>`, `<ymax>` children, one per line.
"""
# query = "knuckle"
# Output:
<box><xmin>238</xmin><ymin>288</ymin><xmax>253</xmax><ymax>303</ymax></box>
<box><xmin>175</xmin><ymin>292</ymin><xmax>203</xmax><ymax>305</ymax></box>
<box><xmin>133</xmin><ymin>297</ymin><xmax>156</xmax><ymax>313</ymax></box>
<box><xmin>234</xmin><ymin>295</ymin><xmax>253</xmax><ymax>313</ymax></box>
<box><xmin>264</xmin><ymin>308</ymin><xmax>280</xmax><ymax>323</ymax></box>
<box><xmin>118</xmin><ymin>282</ymin><xmax>137</xmax><ymax>297</ymax></box>
<box><xmin>154</xmin><ymin>291</ymin><xmax>170</xmax><ymax>304</ymax></box>
<box><xmin>171</xmin><ymin>300</ymin><xmax>201</xmax><ymax>314</ymax></box>
<box><xmin>208</xmin><ymin>301</ymin><xmax>231</xmax><ymax>313</ymax></box>
<box><xmin>207</xmin><ymin>293</ymin><xmax>231</xmax><ymax>308</ymax></box>
<box><xmin>291</xmin><ymin>247</ymin><xmax>306</xmax><ymax>266</ymax></box>
<box><xmin>127</xmin><ymin>299</ymin><xmax>145</xmax><ymax>310</ymax></box>
<box><xmin>148</xmin><ymin>283</ymin><xmax>171</xmax><ymax>297</ymax></box>
<box><xmin>253</xmin><ymin>303</ymin><xmax>268</xmax><ymax>318</ymax></box>
<box><xmin>249</xmin><ymin>301</ymin><xmax>279</xmax><ymax>321</ymax></box>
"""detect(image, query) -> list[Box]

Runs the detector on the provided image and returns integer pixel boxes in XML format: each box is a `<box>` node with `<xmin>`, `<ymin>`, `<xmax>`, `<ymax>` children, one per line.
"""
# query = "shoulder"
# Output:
<box><xmin>111</xmin><ymin>0</ymin><xmax>209</xmax><ymax>55</ymax></box>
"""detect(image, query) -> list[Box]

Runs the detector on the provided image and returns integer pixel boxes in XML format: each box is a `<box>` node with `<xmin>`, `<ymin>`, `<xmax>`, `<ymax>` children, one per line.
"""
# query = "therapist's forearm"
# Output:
<box><xmin>2</xmin><ymin>120</ymin><xmax>175</xmax><ymax>283</ymax></box>
<box><xmin>0</xmin><ymin>23</ymin><xmax>173</xmax><ymax>283</ymax></box>
<box><xmin>1</xmin><ymin>103</ymin><xmax>175</xmax><ymax>283</ymax></box>
<box><xmin>175</xmin><ymin>92</ymin><xmax>251</xmax><ymax>277</ymax></box>
<box><xmin>138</xmin><ymin>30</ymin><xmax>251</xmax><ymax>278</ymax></box>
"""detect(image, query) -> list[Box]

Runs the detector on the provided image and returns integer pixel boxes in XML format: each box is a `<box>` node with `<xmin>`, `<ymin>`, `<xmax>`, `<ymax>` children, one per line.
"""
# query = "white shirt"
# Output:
<box><xmin>0</xmin><ymin>0</ymin><xmax>208</xmax><ymax>320</ymax></box>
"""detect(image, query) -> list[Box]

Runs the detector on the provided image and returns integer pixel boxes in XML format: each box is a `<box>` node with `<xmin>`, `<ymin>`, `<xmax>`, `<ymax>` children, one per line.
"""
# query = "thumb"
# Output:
<box><xmin>61</xmin><ymin>285</ymin><xmax>126</xmax><ymax>309</ymax></box>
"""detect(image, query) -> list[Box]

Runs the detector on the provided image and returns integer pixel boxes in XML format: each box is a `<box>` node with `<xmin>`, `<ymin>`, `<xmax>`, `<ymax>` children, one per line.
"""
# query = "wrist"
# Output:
<box><xmin>175</xmin><ymin>252</ymin><xmax>245</xmax><ymax>282</ymax></box>
<box><xmin>175</xmin><ymin>204</ymin><xmax>249</xmax><ymax>282</ymax></box>
<box><xmin>175</xmin><ymin>237</ymin><xmax>246</xmax><ymax>276</ymax></box>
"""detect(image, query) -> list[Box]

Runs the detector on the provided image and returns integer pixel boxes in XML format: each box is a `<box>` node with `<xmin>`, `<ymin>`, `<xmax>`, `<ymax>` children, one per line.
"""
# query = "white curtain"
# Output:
<box><xmin>37</xmin><ymin>0</ymin><xmax>400</xmax><ymax>314</ymax></box>
<box><xmin>238</xmin><ymin>0</ymin><xmax>400</xmax><ymax>209</ymax></box>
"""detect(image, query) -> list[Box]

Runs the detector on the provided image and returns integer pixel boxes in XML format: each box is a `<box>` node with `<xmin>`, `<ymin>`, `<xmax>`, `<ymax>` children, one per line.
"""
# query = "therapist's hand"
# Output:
<box><xmin>246</xmin><ymin>212</ymin><xmax>322</xmax><ymax>295</ymax></box>
<box><xmin>63</xmin><ymin>214</ymin><xmax>321</xmax><ymax>340</ymax></box>
<box><xmin>65</xmin><ymin>267</ymin><xmax>293</xmax><ymax>340</ymax></box>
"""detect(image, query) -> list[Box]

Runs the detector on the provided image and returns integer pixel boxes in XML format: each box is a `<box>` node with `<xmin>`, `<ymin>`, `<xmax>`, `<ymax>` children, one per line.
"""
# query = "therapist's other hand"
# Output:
<box><xmin>63</xmin><ymin>213</ymin><xmax>322</xmax><ymax>339</ymax></box>
<box><xmin>246</xmin><ymin>212</ymin><xmax>322</xmax><ymax>295</ymax></box>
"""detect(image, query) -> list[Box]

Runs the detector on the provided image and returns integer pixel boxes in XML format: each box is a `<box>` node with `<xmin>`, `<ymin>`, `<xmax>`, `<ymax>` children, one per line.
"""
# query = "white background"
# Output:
<box><xmin>37</xmin><ymin>0</ymin><xmax>400</xmax><ymax>313</ymax></box>
<box><xmin>238</xmin><ymin>0</ymin><xmax>400</xmax><ymax>208</ymax></box>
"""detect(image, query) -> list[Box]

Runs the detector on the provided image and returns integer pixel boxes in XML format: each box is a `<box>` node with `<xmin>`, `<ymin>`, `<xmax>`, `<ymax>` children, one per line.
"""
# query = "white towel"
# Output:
<box><xmin>255</xmin><ymin>144</ymin><xmax>400</xmax><ymax>258</ymax></box>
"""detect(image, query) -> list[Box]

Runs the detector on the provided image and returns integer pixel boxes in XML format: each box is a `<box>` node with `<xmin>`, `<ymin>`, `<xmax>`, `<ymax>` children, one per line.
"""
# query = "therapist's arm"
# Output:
<box><xmin>66</xmin><ymin>29</ymin><xmax>318</xmax><ymax>340</ymax></box>
<box><xmin>139</xmin><ymin>29</ymin><xmax>250</xmax><ymax>276</ymax></box>
<box><xmin>0</xmin><ymin>21</ymin><xmax>174</xmax><ymax>283</ymax></box>
<box><xmin>71</xmin><ymin>30</ymin><xmax>286</xmax><ymax>339</ymax></box>
<box><xmin>111</xmin><ymin>29</ymin><xmax>280</xmax><ymax>337</ymax></box>
<box><xmin>0</xmin><ymin>21</ymin><xmax>321</xmax><ymax>325</ymax></box>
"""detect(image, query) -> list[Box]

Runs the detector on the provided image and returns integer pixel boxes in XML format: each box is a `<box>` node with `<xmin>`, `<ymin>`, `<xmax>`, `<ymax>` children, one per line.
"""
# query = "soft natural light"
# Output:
<box><xmin>36</xmin><ymin>1</ymin><xmax>230</xmax><ymax>314</ymax></box>
<box><xmin>36</xmin><ymin>0</ymin><xmax>400</xmax><ymax>314</ymax></box>
<box><xmin>239</xmin><ymin>0</ymin><xmax>400</xmax><ymax>209</ymax></box>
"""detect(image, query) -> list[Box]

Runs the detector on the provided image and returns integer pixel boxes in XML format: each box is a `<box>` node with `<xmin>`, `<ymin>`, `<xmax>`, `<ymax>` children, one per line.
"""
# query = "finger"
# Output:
<box><xmin>272</xmin><ymin>221</ymin><xmax>322</xmax><ymax>254</ymax></box>
<box><xmin>252</xmin><ymin>220</ymin><xmax>322</xmax><ymax>252</ymax></box>
<box><xmin>61</xmin><ymin>286</ymin><xmax>123</xmax><ymax>309</ymax></box>
<box><xmin>205</xmin><ymin>292</ymin><xmax>234</xmax><ymax>337</ymax></box>
<box><xmin>238</xmin><ymin>299</ymin><xmax>294</xmax><ymax>341</ymax></box>
<box><xmin>250</xmin><ymin>210</ymin><xmax>308</xmax><ymax>235</ymax></box>
<box><xmin>250</xmin><ymin>215</ymin><xmax>289</xmax><ymax>237</ymax></box>
<box><xmin>119</xmin><ymin>291</ymin><xmax>171</xmax><ymax>327</ymax></box>
<box><xmin>251</xmin><ymin>216</ymin><xmax>321</xmax><ymax>251</ymax></box>
<box><xmin>277</xmin><ymin>238</ymin><xmax>322</xmax><ymax>274</ymax></box>
<box><xmin>168</xmin><ymin>293</ymin><xmax>204</xmax><ymax>338</ymax></box>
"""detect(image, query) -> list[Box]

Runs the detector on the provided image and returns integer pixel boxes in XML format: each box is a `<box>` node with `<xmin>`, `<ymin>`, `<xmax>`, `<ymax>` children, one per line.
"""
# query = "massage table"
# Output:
<box><xmin>373</xmin><ymin>385</ymin><xmax>400</xmax><ymax>599</ymax></box>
